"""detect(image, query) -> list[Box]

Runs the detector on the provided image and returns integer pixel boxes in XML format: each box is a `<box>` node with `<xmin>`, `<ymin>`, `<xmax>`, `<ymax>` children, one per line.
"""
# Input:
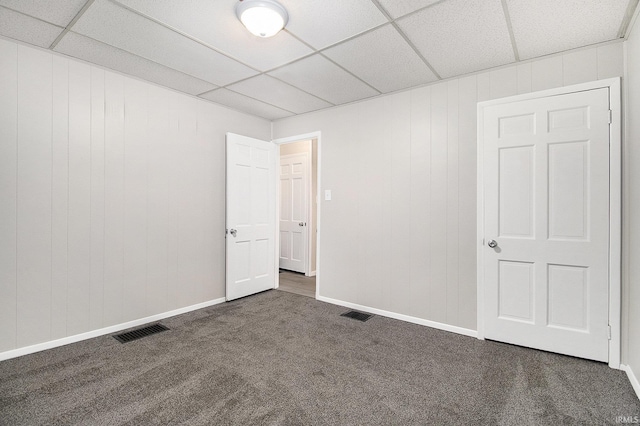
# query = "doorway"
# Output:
<box><xmin>275</xmin><ymin>134</ymin><xmax>320</xmax><ymax>299</ymax></box>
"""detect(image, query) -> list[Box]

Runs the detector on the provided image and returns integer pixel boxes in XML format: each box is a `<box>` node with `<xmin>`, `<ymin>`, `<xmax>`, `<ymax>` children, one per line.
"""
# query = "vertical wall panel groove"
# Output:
<box><xmin>446</xmin><ymin>80</ymin><xmax>460</xmax><ymax>325</ymax></box>
<box><xmin>409</xmin><ymin>86</ymin><xmax>431</xmax><ymax>319</ymax></box>
<box><xmin>67</xmin><ymin>61</ymin><xmax>92</xmax><ymax>336</ymax></box>
<box><xmin>103</xmin><ymin>71</ymin><xmax>125</xmax><ymax>327</ymax></box>
<box><xmin>51</xmin><ymin>55</ymin><xmax>69</xmax><ymax>340</ymax></box>
<box><xmin>388</xmin><ymin>92</ymin><xmax>411</xmax><ymax>314</ymax></box>
<box><xmin>146</xmin><ymin>85</ymin><xmax>169</xmax><ymax>315</ymax></box>
<box><xmin>123</xmin><ymin>79</ymin><xmax>148</xmax><ymax>321</ymax></box>
<box><xmin>429</xmin><ymin>83</ymin><xmax>448</xmax><ymax>323</ymax></box>
<box><xmin>90</xmin><ymin>67</ymin><xmax>105</xmax><ymax>330</ymax></box>
<box><xmin>0</xmin><ymin>39</ymin><xmax>18</xmax><ymax>351</ymax></box>
<box><xmin>458</xmin><ymin>75</ymin><xmax>478</xmax><ymax>330</ymax></box>
<box><xmin>16</xmin><ymin>46</ymin><xmax>53</xmax><ymax>347</ymax></box>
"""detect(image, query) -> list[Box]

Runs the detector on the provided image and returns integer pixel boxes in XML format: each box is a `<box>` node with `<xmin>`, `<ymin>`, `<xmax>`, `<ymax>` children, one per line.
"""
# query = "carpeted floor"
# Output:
<box><xmin>0</xmin><ymin>290</ymin><xmax>638</xmax><ymax>425</ymax></box>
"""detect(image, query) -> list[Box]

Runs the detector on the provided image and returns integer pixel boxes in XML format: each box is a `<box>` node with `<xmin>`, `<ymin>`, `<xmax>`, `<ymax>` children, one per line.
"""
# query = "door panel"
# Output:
<box><xmin>482</xmin><ymin>88</ymin><xmax>610</xmax><ymax>362</ymax></box>
<box><xmin>279</xmin><ymin>153</ymin><xmax>308</xmax><ymax>273</ymax></box>
<box><xmin>226</xmin><ymin>133</ymin><xmax>276</xmax><ymax>301</ymax></box>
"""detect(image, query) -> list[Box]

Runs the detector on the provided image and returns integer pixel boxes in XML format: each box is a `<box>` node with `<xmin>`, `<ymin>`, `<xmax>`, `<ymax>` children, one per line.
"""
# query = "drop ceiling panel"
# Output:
<box><xmin>0</xmin><ymin>0</ymin><xmax>87</xmax><ymax>27</ymax></box>
<box><xmin>0</xmin><ymin>6</ymin><xmax>63</xmax><ymax>48</ymax></box>
<box><xmin>269</xmin><ymin>54</ymin><xmax>379</xmax><ymax>105</ymax></box>
<box><xmin>114</xmin><ymin>0</ymin><xmax>312</xmax><ymax>71</ymax></box>
<box><xmin>507</xmin><ymin>0</ymin><xmax>629</xmax><ymax>59</ymax></box>
<box><xmin>397</xmin><ymin>0</ymin><xmax>515</xmax><ymax>78</ymax></box>
<box><xmin>279</xmin><ymin>0</ymin><xmax>388</xmax><ymax>49</ymax></box>
<box><xmin>227</xmin><ymin>75</ymin><xmax>332</xmax><ymax>114</ymax></box>
<box><xmin>323</xmin><ymin>24</ymin><xmax>438</xmax><ymax>93</ymax></box>
<box><xmin>200</xmin><ymin>88</ymin><xmax>293</xmax><ymax>120</ymax></box>
<box><xmin>73</xmin><ymin>0</ymin><xmax>257</xmax><ymax>86</ymax></box>
<box><xmin>376</xmin><ymin>0</ymin><xmax>443</xmax><ymax>19</ymax></box>
<box><xmin>55</xmin><ymin>32</ymin><xmax>218</xmax><ymax>95</ymax></box>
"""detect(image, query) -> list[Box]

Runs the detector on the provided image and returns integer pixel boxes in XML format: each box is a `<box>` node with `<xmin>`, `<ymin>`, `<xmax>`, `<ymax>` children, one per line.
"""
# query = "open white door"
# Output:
<box><xmin>480</xmin><ymin>88</ymin><xmax>611</xmax><ymax>362</ymax></box>
<box><xmin>279</xmin><ymin>153</ymin><xmax>309</xmax><ymax>273</ymax></box>
<box><xmin>226</xmin><ymin>133</ymin><xmax>276</xmax><ymax>301</ymax></box>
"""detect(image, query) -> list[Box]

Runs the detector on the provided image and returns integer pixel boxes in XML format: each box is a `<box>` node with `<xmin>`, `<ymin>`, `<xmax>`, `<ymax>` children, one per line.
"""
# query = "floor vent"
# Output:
<box><xmin>341</xmin><ymin>310</ymin><xmax>373</xmax><ymax>322</ymax></box>
<box><xmin>113</xmin><ymin>324</ymin><xmax>169</xmax><ymax>343</ymax></box>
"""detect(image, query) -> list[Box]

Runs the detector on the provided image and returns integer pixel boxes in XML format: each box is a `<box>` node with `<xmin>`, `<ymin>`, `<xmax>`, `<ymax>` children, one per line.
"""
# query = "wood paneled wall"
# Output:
<box><xmin>624</xmin><ymin>19</ymin><xmax>640</xmax><ymax>387</ymax></box>
<box><xmin>273</xmin><ymin>42</ymin><xmax>624</xmax><ymax>331</ymax></box>
<box><xmin>0</xmin><ymin>38</ymin><xmax>270</xmax><ymax>353</ymax></box>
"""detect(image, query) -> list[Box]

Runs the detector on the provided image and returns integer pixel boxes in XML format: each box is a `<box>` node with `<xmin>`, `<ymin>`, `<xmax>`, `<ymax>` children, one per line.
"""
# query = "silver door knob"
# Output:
<box><xmin>487</xmin><ymin>239</ymin><xmax>498</xmax><ymax>248</ymax></box>
<box><xmin>230</xmin><ymin>229</ymin><xmax>237</xmax><ymax>237</ymax></box>
<box><xmin>299</xmin><ymin>222</ymin><xmax>305</xmax><ymax>226</ymax></box>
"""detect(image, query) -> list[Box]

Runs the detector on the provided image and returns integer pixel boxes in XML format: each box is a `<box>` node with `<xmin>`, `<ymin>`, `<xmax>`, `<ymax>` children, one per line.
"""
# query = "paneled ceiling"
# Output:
<box><xmin>0</xmin><ymin>0</ymin><xmax>637</xmax><ymax>120</ymax></box>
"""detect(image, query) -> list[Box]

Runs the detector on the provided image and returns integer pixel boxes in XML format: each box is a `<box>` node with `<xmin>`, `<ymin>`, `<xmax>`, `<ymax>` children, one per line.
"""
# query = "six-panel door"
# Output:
<box><xmin>482</xmin><ymin>88</ymin><xmax>611</xmax><ymax>362</ymax></box>
<box><xmin>279</xmin><ymin>153</ymin><xmax>309</xmax><ymax>273</ymax></box>
<box><xmin>226</xmin><ymin>133</ymin><xmax>276</xmax><ymax>301</ymax></box>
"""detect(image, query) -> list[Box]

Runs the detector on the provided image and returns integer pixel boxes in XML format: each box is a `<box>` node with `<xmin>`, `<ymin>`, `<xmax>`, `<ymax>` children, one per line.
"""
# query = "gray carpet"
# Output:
<box><xmin>0</xmin><ymin>290</ymin><xmax>638</xmax><ymax>425</ymax></box>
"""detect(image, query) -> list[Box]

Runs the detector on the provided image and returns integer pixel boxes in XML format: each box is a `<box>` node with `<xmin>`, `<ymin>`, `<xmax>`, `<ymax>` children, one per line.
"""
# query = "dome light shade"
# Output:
<box><xmin>236</xmin><ymin>0</ymin><xmax>289</xmax><ymax>38</ymax></box>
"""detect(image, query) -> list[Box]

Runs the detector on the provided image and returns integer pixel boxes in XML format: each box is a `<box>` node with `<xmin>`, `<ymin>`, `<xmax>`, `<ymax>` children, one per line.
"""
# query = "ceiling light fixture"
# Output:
<box><xmin>236</xmin><ymin>0</ymin><xmax>289</xmax><ymax>38</ymax></box>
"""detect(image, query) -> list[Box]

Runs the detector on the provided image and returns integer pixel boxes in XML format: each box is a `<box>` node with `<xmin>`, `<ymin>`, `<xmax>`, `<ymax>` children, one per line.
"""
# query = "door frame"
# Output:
<box><xmin>476</xmin><ymin>78</ymin><xmax>622</xmax><ymax>369</ymax></box>
<box><xmin>273</xmin><ymin>131</ymin><xmax>322</xmax><ymax>299</ymax></box>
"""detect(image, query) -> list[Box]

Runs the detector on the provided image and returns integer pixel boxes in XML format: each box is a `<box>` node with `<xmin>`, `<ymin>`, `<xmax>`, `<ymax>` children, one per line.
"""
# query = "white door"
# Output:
<box><xmin>481</xmin><ymin>88</ymin><xmax>610</xmax><ymax>362</ymax></box>
<box><xmin>279</xmin><ymin>153</ymin><xmax>308</xmax><ymax>273</ymax></box>
<box><xmin>226</xmin><ymin>133</ymin><xmax>276</xmax><ymax>301</ymax></box>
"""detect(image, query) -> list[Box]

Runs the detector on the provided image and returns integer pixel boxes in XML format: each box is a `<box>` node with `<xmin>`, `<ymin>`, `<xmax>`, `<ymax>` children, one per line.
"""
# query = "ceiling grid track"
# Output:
<box><xmin>108</xmin><ymin>0</ymin><xmax>261</xmax><ymax>73</ymax></box>
<box><xmin>501</xmin><ymin>0</ymin><xmax>521</xmax><ymax>62</ymax></box>
<box><xmin>49</xmin><ymin>0</ymin><xmax>97</xmax><ymax>50</ymax></box>
<box><xmin>318</xmin><ymin>52</ymin><xmax>382</xmax><ymax>94</ymax></box>
<box><xmin>369</xmin><ymin>0</ymin><xmax>442</xmax><ymax>80</ymax></box>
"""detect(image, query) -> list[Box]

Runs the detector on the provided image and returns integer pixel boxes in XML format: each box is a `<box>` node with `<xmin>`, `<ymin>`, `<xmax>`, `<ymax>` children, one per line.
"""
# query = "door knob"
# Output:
<box><xmin>230</xmin><ymin>229</ymin><xmax>237</xmax><ymax>237</ymax></box>
<box><xmin>299</xmin><ymin>222</ymin><xmax>305</xmax><ymax>226</ymax></box>
<box><xmin>487</xmin><ymin>239</ymin><xmax>498</xmax><ymax>248</ymax></box>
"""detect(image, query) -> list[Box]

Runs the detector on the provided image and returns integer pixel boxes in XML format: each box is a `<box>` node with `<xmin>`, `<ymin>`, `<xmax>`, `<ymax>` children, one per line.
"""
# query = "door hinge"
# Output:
<box><xmin>608</xmin><ymin>110</ymin><xmax>612</xmax><ymax>124</ymax></box>
<box><xmin>607</xmin><ymin>325</ymin><xmax>612</xmax><ymax>340</ymax></box>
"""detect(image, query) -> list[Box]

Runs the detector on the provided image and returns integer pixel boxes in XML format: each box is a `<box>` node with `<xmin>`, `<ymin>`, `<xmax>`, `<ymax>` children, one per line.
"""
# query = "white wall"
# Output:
<box><xmin>273</xmin><ymin>42</ymin><xmax>624</xmax><ymax>332</ymax></box>
<box><xmin>624</xmin><ymin>15</ymin><xmax>640</xmax><ymax>390</ymax></box>
<box><xmin>0</xmin><ymin>38</ymin><xmax>270</xmax><ymax>354</ymax></box>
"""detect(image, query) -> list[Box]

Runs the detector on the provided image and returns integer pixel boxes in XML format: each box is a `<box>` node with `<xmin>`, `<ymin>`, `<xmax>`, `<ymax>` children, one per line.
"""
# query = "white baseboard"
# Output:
<box><xmin>308</xmin><ymin>270</ymin><xmax>317</xmax><ymax>277</ymax></box>
<box><xmin>621</xmin><ymin>364</ymin><xmax>640</xmax><ymax>401</ymax></box>
<box><xmin>0</xmin><ymin>297</ymin><xmax>226</xmax><ymax>362</ymax></box>
<box><xmin>316</xmin><ymin>295</ymin><xmax>478</xmax><ymax>338</ymax></box>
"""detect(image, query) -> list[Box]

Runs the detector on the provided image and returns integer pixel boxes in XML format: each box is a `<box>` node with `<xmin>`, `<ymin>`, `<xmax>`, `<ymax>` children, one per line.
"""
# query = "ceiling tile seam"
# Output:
<box><xmin>284</xmin><ymin>23</ymin><xmax>391</xmax><ymax>58</ymax></box>
<box><xmin>199</xmin><ymin>87</ymin><xmax>298</xmax><ymax>115</ymax></box>
<box><xmin>500</xmin><ymin>0</ymin><xmax>520</xmax><ymax>61</ymax></box>
<box><xmin>201</xmin><ymin>98</ymin><xmax>289</xmax><ymax>121</ymax></box>
<box><xmin>108</xmin><ymin>0</ymin><xmax>262</xmax><ymax>73</ymax></box>
<box><xmin>318</xmin><ymin>53</ymin><xmax>382</xmax><ymax>94</ymax></box>
<box><xmin>280</xmin><ymin>28</ymin><xmax>318</xmax><ymax>52</ymax></box>
<box><xmin>390</xmin><ymin>0</ymin><xmax>449</xmax><ymax>23</ymax></box>
<box><xmin>389</xmin><ymin>21</ymin><xmax>442</xmax><ymax>80</ymax></box>
<box><xmin>57</xmin><ymin>31</ymin><xmax>221</xmax><ymax>90</ymax></box>
<box><xmin>212</xmin><ymin>50</ymin><xmax>319</xmax><ymax>87</ymax></box>
<box><xmin>49</xmin><ymin>0</ymin><xmax>97</xmax><ymax>50</ymax></box>
<box><xmin>244</xmin><ymin>75</ymin><xmax>337</xmax><ymax>107</ymax></box>
<box><xmin>315</xmin><ymin>23</ymin><xmax>391</xmax><ymax>54</ymax></box>
<box><xmin>619</xmin><ymin>0</ymin><xmax>640</xmax><ymax>38</ymax></box>
<box><xmin>0</xmin><ymin>4</ymin><xmax>66</xmax><ymax>29</ymax></box>
<box><xmin>368</xmin><ymin>0</ymin><xmax>393</xmax><ymax>22</ymax></box>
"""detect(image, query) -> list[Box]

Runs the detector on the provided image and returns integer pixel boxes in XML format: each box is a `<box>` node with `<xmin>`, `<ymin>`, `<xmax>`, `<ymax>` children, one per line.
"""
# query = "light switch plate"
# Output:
<box><xmin>324</xmin><ymin>190</ymin><xmax>332</xmax><ymax>201</ymax></box>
